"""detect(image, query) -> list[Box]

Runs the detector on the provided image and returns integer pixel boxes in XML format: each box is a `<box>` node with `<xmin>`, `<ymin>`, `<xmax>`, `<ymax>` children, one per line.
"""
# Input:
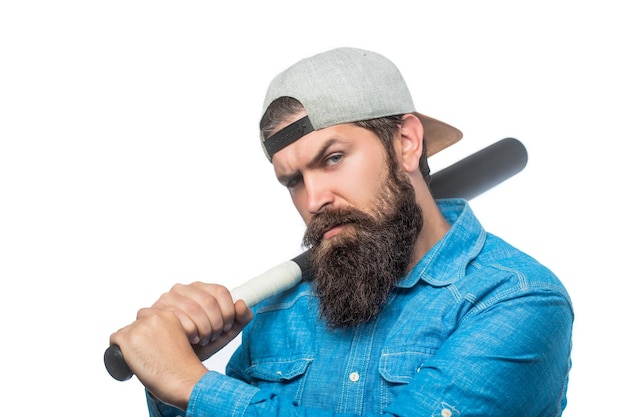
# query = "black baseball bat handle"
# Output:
<box><xmin>105</xmin><ymin>138</ymin><xmax>527</xmax><ymax>381</ymax></box>
<box><xmin>430</xmin><ymin>137</ymin><xmax>528</xmax><ymax>200</ymax></box>
<box><xmin>104</xmin><ymin>343</ymin><xmax>132</xmax><ymax>381</ymax></box>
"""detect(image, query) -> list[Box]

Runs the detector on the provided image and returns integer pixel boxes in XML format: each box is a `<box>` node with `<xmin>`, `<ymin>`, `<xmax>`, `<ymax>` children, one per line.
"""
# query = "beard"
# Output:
<box><xmin>302</xmin><ymin>168</ymin><xmax>423</xmax><ymax>330</ymax></box>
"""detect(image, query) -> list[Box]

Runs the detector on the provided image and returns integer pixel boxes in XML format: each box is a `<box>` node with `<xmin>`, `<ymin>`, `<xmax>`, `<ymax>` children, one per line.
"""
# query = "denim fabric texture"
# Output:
<box><xmin>148</xmin><ymin>198</ymin><xmax>573</xmax><ymax>417</ymax></box>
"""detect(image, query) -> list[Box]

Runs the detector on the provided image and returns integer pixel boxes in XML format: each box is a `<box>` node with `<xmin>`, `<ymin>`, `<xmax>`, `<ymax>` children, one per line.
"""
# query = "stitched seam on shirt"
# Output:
<box><xmin>339</xmin><ymin>329</ymin><xmax>363</xmax><ymax>413</ymax></box>
<box><xmin>337</xmin><ymin>331</ymin><xmax>358</xmax><ymax>413</ymax></box>
<box><xmin>230</xmin><ymin>385</ymin><xmax>253</xmax><ymax>417</ymax></box>
<box><xmin>255</xmin><ymin>290</ymin><xmax>314</xmax><ymax>314</ymax></box>
<box><xmin>463</xmin><ymin>292</ymin><xmax>489</xmax><ymax>311</ymax></box>
<box><xmin>446</xmin><ymin>284</ymin><xmax>463</xmax><ymax>303</ymax></box>
<box><xmin>455</xmin><ymin>261</ymin><xmax>559</xmax><ymax>322</ymax></box>
<box><xmin>358</xmin><ymin>317</ymin><xmax>380</xmax><ymax>414</ymax></box>
<box><xmin>459</xmin><ymin>264</ymin><xmax>571</xmax><ymax>323</ymax></box>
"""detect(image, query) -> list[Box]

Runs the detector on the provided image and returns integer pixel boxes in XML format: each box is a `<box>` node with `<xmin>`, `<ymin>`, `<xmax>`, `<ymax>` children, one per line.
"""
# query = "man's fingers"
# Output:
<box><xmin>144</xmin><ymin>282</ymin><xmax>239</xmax><ymax>345</ymax></box>
<box><xmin>193</xmin><ymin>300</ymin><xmax>254</xmax><ymax>360</ymax></box>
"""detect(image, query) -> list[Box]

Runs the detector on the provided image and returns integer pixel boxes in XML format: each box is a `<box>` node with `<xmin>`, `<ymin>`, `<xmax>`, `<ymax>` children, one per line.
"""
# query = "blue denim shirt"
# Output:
<box><xmin>148</xmin><ymin>199</ymin><xmax>573</xmax><ymax>417</ymax></box>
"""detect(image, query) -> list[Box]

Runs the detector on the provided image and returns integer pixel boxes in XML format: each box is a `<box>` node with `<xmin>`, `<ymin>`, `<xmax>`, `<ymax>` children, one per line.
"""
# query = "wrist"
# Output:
<box><xmin>158</xmin><ymin>364</ymin><xmax>209</xmax><ymax>411</ymax></box>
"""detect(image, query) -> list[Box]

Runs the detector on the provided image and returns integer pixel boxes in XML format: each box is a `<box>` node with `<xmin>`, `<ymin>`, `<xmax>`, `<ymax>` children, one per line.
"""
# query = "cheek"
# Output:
<box><xmin>290</xmin><ymin>192</ymin><xmax>312</xmax><ymax>223</ymax></box>
<box><xmin>342</xmin><ymin>160</ymin><xmax>388</xmax><ymax>207</ymax></box>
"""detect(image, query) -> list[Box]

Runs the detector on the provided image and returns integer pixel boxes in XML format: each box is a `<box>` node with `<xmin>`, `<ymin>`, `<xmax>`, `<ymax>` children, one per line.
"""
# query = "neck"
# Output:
<box><xmin>411</xmin><ymin>194</ymin><xmax>449</xmax><ymax>270</ymax></box>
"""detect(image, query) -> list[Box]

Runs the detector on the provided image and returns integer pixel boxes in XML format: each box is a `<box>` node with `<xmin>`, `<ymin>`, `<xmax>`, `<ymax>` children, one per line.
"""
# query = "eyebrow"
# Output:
<box><xmin>277</xmin><ymin>138</ymin><xmax>341</xmax><ymax>187</ymax></box>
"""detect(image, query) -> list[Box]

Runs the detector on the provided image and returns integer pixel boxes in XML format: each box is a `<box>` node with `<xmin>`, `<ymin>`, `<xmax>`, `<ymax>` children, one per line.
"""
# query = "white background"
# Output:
<box><xmin>1</xmin><ymin>1</ymin><xmax>623</xmax><ymax>415</ymax></box>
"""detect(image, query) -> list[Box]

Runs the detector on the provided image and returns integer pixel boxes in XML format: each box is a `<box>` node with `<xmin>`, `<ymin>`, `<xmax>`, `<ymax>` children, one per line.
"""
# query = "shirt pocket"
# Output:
<box><xmin>379</xmin><ymin>347</ymin><xmax>436</xmax><ymax>406</ymax></box>
<box><xmin>245</xmin><ymin>357</ymin><xmax>313</xmax><ymax>402</ymax></box>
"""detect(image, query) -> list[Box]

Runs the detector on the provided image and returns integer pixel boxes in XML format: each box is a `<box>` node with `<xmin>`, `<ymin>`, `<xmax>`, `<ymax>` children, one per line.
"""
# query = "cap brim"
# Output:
<box><xmin>417</xmin><ymin>112</ymin><xmax>463</xmax><ymax>157</ymax></box>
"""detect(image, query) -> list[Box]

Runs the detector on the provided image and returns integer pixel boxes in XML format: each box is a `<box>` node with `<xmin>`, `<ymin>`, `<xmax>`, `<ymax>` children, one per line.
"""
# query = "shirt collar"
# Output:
<box><xmin>397</xmin><ymin>198</ymin><xmax>487</xmax><ymax>288</ymax></box>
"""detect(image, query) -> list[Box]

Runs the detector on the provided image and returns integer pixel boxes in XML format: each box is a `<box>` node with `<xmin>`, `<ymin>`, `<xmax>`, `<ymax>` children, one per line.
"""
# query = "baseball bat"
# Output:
<box><xmin>105</xmin><ymin>137</ymin><xmax>528</xmax><ymax>381</ymax></box>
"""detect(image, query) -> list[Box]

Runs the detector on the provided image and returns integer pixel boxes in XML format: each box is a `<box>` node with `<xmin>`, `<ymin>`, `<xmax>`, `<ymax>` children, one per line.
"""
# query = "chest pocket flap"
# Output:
<box><xmin>379</xmin><ymin>348</ymin><xmax>436</xmax><ymax>384</ymax></box>
<box><xmin>246</xmin><ymin>358</ymin><xmax>313</xmax><ymax>382</ymax></box>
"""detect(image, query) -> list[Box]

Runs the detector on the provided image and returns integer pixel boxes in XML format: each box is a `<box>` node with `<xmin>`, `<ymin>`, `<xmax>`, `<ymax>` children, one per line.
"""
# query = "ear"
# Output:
<box><xmin>397</xmin><ymin>114</ymin><xmax>424</xmax><ymax>172</ymax></box>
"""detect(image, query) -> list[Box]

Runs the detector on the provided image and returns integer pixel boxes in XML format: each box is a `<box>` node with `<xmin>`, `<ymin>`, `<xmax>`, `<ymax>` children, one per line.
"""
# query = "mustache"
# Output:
<box><xmin>303</xmin><ymin>207</ymin><xmax>379</xmax><ymax>247</ymax></box>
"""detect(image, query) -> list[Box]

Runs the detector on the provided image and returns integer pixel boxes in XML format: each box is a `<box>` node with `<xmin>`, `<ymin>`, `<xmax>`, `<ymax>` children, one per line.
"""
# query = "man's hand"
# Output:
<box><xmin>109</xmin><ymin>283</ymin><xmax>254</xmax><ymax>410</ymax></box>
<box><xmin>143</xmin><ymin>282</ymin><xmax>254</xmax><ymax>359</ymax></box>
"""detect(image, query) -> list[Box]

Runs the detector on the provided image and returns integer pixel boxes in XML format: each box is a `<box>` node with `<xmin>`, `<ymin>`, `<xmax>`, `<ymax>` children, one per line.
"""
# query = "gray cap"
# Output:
<box><xmin>260</xmin><ymin>47</ymin><xmax>462</xmax><ymax>161</ymax></box>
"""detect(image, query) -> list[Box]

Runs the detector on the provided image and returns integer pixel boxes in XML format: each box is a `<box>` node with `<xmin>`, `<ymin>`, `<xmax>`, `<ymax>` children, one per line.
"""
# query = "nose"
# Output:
<box><xmin>303</xmin><ymin>175</ymin><xmax>334</xmax><ymax>215</ymax></box>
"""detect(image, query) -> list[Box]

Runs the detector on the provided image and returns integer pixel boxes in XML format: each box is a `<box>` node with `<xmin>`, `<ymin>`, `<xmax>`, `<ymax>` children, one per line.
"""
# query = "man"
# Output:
<box><xmin>110</xmin><ymin>47</ymin><xmax>573</xmax><ymax>416</ymax></box>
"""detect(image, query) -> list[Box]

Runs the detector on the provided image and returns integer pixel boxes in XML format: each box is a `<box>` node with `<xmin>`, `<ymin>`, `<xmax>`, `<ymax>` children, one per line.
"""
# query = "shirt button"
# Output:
<box><xmin>349</xmin><ymin>372</ymin><xmax>360</xmax><ymax>382</ymax></box>
<box><xmin>441</xmin><ymin>409</ymin><xmax>452</xmax><ymax>417</ymax></box>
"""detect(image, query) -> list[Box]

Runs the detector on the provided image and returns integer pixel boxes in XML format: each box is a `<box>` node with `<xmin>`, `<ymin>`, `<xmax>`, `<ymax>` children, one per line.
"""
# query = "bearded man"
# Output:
<box><xmin>110</xmin><ymin>47</ymin><xmax>573</xmax><ymax>417</ymax></box>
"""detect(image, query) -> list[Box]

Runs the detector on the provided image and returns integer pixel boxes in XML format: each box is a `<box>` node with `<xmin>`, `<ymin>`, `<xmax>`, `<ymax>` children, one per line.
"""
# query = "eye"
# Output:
<box><xmin>324</xmin><ymin>153</ymin><xmax>343</xmax><ymax>166</ymax></box>
<box><xmin>285</xmin><ymin>174</ymin><xmax>303</xmax><ymax>191</ymax></box>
